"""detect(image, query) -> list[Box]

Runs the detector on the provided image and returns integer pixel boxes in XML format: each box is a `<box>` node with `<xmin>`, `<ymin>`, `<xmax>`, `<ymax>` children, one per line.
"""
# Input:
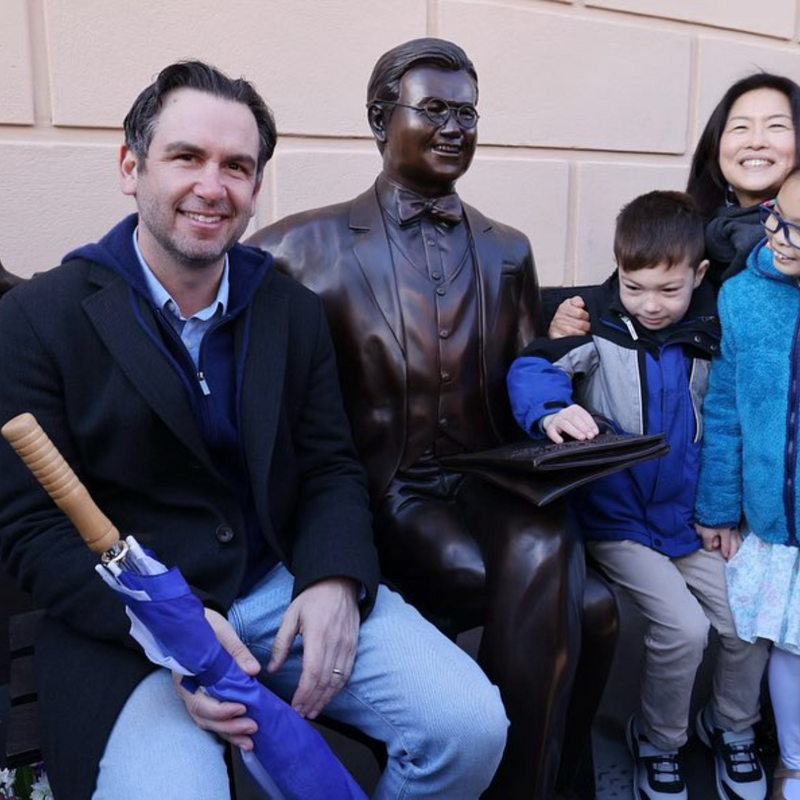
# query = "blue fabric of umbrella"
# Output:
<box><xmin>97</xmin><ymin>536</ymin><xmax>367</xmax><ymax>800</ymax></box>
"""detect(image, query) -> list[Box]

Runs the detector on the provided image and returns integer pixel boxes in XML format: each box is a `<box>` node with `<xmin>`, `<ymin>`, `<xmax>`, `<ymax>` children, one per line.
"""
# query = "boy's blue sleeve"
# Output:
<box><xmin>507</xmin><ymin>355</ymin><xmax>574</xmax><ymax>438</ymax></box>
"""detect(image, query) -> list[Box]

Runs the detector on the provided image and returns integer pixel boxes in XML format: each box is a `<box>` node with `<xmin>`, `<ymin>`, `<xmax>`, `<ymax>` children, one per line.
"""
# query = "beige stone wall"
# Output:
<box><xmin>2</xmin><ymin>0</ymin><xmax>800</xmax><ymax>285</ymax></box>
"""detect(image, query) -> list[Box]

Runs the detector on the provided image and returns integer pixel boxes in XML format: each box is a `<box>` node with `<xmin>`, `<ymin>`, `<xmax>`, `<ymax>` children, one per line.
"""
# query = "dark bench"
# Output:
<box><xmin>5</xmin><ymin>609</ymin><xmax>42</xmax><ymax>769</ymax></box>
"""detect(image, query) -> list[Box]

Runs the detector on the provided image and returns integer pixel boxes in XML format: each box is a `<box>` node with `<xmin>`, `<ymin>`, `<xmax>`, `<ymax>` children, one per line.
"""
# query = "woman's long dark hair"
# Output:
<box><xmin>686</xmin><ymin>72</ymin><xmax>800</xmax><ymax>220</ymax></box>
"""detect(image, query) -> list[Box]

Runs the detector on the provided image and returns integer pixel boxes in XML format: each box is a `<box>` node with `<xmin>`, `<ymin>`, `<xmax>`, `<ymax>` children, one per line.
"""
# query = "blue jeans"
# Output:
<box><xmin>94</xmin><ymin>564</ymin><xmax>508</xmax><ymax>799</ymax></box>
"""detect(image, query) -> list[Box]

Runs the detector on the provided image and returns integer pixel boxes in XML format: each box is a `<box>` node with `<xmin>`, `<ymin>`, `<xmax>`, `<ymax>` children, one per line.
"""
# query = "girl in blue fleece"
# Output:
<box><xmin>695</xmin><ymin>169</ymin><xmax>800</xmax><ymax>800</ymax></box>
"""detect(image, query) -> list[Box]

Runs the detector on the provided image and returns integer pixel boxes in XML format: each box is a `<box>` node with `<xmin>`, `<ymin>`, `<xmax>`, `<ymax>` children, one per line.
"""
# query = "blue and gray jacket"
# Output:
<box><xmin>507</xmin><ymin>272</ymin><xmax>720</xmax><ymax>555</ymax></box>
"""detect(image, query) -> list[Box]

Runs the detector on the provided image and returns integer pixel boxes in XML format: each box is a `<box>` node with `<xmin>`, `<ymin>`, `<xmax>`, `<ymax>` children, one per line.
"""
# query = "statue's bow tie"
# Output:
<box><xmin>397</xmin><ymin>191</ymin><xmax>463</xmax><ymax>226</ymax></box>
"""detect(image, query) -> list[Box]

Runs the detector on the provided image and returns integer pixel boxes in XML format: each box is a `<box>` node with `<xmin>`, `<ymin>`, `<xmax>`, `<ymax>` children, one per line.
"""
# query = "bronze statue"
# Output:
<box><xmin>249</xmin><ymin>38</ymin><xmax>618</xmax><ymax>799</ymax></box>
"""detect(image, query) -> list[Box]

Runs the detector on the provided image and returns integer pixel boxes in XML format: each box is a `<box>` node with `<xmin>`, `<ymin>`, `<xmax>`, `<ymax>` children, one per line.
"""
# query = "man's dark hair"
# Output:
<box><xmin>123</xmin><ymin>60</ymin><xmax>277</xmax><ymax>178</ymax></box>
<box><xmin>366</xmin><ymin>38</ymin><xmax>477</xmax><ymax>152</ymax></box>
<box><xmin>614</xmin><ymin>190</ymin><xmax>706</xmax><ymax>272</ymax></box>
<box><xmin>686</xmin><ymin>72</ymin><xmax>800</xmax><ymax>219</ymax></box>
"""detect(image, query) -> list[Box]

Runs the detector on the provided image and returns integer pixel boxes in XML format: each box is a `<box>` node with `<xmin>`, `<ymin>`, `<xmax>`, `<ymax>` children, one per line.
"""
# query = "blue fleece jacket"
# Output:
<box><xmin>695</xmin><ymin>238</ymin><xmax>800</xmax><ymax>547</ymax></box>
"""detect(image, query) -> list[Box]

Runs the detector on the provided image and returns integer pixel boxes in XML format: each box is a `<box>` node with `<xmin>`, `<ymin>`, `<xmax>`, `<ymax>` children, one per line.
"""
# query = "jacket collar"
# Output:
<box><xmin>602</xmin><ymin>270</ymin><xmax>720</xmax><ymax>350</ymax></box>
<box><xmin>74</xmin><ymin>217</ymin><xmax>278</xmax><ymax>476</ymax></box>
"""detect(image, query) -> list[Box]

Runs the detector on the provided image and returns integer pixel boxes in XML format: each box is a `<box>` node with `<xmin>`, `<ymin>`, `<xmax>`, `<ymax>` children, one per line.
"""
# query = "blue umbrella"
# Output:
<box><xmin>97</xmin><ymin>536</ymin><xmax>367</xmax><ymax>800</ymax></box>
<box><xmin>1</xmin><ymin>413</ymin><xmax>367</xmax><ymax>800</ymax></box>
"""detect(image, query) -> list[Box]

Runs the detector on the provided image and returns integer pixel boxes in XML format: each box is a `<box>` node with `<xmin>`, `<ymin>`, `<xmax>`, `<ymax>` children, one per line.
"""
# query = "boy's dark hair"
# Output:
<box><xmin>686</xmin><ymin>72</ymin><xmax>800</xmax><ymax>220</ymax></box>
<box><xmin>123</xmin><ymin>60</ymin><xmax>277</xmax><ymax>178</ymax></box>
<box><xmin>614</xmin><ymin>190</ymin><xmax>705</xmax><ymax>272</ymax></box>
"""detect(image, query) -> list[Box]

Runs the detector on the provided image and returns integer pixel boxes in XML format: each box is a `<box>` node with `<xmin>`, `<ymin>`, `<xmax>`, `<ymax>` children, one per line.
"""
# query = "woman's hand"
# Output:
<box><xmin>548</xmin><ymin>296</ymin><xmax>591</xmax><ymax>339</ymax></box>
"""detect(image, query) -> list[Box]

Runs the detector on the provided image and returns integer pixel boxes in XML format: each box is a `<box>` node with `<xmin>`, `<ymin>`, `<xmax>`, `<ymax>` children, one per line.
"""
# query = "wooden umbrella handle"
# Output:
<box><xmin>1</xmin><ymin>412</ymin><xmax>120</xmax><ymax>554</ymax></box>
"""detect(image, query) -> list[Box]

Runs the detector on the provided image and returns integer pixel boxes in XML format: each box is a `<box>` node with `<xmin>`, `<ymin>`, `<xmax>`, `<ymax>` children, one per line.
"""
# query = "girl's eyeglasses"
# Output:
<box><xmin>760</xmin><ymin>200</ymin><xmax>800</xmax><ymax>248</ymax></box>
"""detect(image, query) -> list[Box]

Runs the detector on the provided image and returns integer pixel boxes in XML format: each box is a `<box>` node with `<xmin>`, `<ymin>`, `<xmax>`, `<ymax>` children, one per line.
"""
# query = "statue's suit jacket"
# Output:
<box><xmin>249</xmin><ymin>183</ymin><xmax>543</xmax><ymax>501</ymax></box>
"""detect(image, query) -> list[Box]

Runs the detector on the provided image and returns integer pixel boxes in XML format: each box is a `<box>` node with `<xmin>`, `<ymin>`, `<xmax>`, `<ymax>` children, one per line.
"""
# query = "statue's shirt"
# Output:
<box><xmin>376</xmin><ymin>176</ymin><xmax>495</xmax><ymax>467</ymax></box>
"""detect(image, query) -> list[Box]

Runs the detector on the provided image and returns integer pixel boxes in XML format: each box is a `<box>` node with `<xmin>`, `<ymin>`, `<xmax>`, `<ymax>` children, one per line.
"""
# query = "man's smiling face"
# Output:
<box><xmin>119</xmin><ymin>87</ymin><xmax>261</xmax><ymax>279</ymax></box>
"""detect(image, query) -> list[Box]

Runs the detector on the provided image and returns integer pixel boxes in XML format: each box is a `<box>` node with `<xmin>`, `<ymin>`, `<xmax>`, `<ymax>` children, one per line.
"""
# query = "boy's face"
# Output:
<box><xmin>766</xmin><ymin>174</ymin><xmax>800</xmax><ymax>278</ymax></box>
<box><xmin>618</xmin><ymin>258</ymin><xmax>708</xmax><ymax>331</ymax></box>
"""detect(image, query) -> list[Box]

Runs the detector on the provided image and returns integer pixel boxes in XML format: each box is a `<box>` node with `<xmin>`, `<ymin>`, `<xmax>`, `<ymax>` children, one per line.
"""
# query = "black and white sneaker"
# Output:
<box><xmin>696</xmin><ymin>705</ymin><xmax>767</xmax><ymax>800</ymax></box>
<box><xmin>626</xmin><ymin>714</ymin><xmax>688</xmax><ymax>799</ymax></box>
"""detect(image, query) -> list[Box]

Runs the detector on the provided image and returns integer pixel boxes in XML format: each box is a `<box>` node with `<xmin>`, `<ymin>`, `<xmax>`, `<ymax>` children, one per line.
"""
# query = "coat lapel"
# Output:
<box><xmin>239</xmin><ymin>274</ymin><xmax>287</xmax><ymax>504</ymax></box>
<box><xmin>349</xmin><ymin>187</ymin><xmax>405</xmax><ymax>351</ymax></box>
<box><xmin>464</xmin><ymin>203</ymin><xmax>500</xmax><ymax>333</ymax></box>
<box><xmin>82</xmin><ymin>265</ymin><xmax>213</xmax><ymax>471</ymax></box>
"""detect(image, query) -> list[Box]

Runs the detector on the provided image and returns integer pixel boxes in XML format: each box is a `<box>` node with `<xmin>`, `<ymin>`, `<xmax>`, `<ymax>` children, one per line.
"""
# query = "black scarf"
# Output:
<box><xmin>704</xmin><ymin>203</ymin><xmax>764</xmax><ymax>289</ymax></box>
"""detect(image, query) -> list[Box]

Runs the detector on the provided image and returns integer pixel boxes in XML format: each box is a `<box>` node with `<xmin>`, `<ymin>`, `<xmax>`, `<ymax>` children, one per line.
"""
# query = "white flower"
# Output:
<box><xmin>30</xmin><ymin>774</ymin><xmax>53</xmax><ymax>800</ymax></box>
<box><xmin>0</xmin><ymin>767</ymin><xmax>16</xmax><ymax>796</ymax></box>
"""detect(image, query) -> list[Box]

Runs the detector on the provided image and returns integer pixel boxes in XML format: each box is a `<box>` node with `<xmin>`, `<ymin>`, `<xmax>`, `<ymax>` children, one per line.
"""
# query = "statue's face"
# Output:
<box><xmin>380</xmin><ymin>66</ymin><xmax>477</xmax><ymax>196</ymax></box>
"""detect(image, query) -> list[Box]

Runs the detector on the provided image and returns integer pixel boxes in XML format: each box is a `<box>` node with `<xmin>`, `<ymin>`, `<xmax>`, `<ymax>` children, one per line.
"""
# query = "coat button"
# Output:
<box><xmin>216</xmin><ymin>524</ymin><xmax>235</xmax><ymax>543</ymax></box>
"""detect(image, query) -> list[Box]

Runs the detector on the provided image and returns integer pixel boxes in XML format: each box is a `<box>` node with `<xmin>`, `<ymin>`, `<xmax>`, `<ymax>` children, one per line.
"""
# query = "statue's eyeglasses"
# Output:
<box><xmin>760</xmin><ymin>200</ymin><xmax>800</xmax><ymax>248</ymax></box>
<box><xmin>375</xmin><ymin>98</ymin><xmax>480</xmax><ymax>129</ymax></box>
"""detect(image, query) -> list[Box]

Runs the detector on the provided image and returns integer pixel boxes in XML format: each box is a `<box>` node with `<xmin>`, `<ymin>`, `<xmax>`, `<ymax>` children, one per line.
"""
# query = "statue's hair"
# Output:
<box><xmin>366</xmin><ymin>38</ymin><xmax>477</xmax><ymax>106</ymax></box>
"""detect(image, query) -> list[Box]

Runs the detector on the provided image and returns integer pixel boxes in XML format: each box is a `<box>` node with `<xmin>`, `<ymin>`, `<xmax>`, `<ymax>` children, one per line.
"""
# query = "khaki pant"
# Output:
<box><xmin>588</xmin><ymin>540</ymin><xmax>769</xmax><ymax>750</ymax></box>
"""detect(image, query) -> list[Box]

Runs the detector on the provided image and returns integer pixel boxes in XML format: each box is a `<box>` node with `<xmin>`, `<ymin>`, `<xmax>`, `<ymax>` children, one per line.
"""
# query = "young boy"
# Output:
<box><xmin>507</xmin><ymin>190</ymin><xmax>770</xmax><ymax>800</ymax></box>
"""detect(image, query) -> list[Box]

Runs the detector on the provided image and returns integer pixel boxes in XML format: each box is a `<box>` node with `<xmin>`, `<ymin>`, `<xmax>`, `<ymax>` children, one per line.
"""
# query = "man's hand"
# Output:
<box><xmin>548</xmin><ymin>296</ymin><xmax>591</xmax><ymax>339</ymax></box>
<box><xmin>542</xmin><ymin>404</ymin><xmax>599</xmax><ymax>444</ymax></box>
<box><xmin>172</xmin><ymin>608</ymin><xmax>261</xmax><ymax>751</ymax></box>
<box><xmin>268</xmin><ymin>577</ymin><xmax>360</xmax><ymax>720</ymax></box>
<box><xmin>695</xmin><ymin>523</ymin><xmax>742</xmax><ymax>561</ymax></box>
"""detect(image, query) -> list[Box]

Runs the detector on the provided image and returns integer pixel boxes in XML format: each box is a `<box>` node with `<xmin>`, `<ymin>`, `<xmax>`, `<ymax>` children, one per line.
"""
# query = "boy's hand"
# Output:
<box><xmin>548</xmin><ymin>296</ymin><xmax>591</xmax><ymax>339</ymax></box>
<box><xmin>695</xmin><ymin>523</ymin><xmax>741</xmax><ymax>561</ymax></box>
<box><xmin>542</xmin><ymin>405</ymin><xmax>599</xmax><ymax>444</ymax></box>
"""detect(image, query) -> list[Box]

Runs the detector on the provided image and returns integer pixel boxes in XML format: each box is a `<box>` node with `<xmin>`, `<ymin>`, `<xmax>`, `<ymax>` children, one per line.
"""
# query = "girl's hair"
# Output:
<box><xmin>686</xmin><ymin>72</ymin><xmax>800</xmax><ymax>220</ymax></box>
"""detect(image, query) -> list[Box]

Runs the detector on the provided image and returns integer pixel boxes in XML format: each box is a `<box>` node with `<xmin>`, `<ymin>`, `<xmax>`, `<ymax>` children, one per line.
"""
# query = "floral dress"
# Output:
<box><xmin>727</xmin><ymin>532</ymin><xmax>800</xmax><ymax>655</ymax></box>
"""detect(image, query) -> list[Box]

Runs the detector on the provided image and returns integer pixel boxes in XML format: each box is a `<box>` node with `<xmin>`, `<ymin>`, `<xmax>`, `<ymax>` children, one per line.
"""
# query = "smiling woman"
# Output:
<box><xmin>687</xmin><ymin>72</ymin><xmax>800</xmax><ymax>286</ymax></box>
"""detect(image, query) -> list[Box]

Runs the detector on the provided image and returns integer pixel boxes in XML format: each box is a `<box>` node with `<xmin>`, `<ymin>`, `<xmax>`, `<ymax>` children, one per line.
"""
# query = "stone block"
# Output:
<box><xmin>574</xmin><ymin>162</ymin><xmax>688</xmax><ymax>284</ymax></box>
<box><xmin>0</xmin><ymin>0</ymin><xmax>34</xmax><ymax>125</ymax></box>
<box><xmin>0</xmin><ymin>143</ymin><xmax>131</xmax><ymax>277</ymax></box>
<box><xmin>696</xmin><ymin>38</ymin><xmax>800</xmax><ymax>142</ymax></box>
<box><xmin>458</xmin><ymin>155</ymin><xmax>569</xmax><ymax>287</ymax></box>
<box><xmin>44</xmin><ymin>0</ymin><xmax>425</xmax><ymax>135</ymax></box>
<box><xmin>439</xmin><ymin>1</ymin><xmax>691</xmax><ymax>152</ymax></box>
<box><xmin>586</xmin><ymin>0</ymin><xmax>795</xmax><ymax>39</ymax></box>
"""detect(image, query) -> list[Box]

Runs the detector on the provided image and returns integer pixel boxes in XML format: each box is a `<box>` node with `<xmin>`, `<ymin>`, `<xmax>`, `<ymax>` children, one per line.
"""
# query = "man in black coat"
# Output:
<box><xmin>0</xmin><ymin>60</ymin><xmax>507</xmax><ymax>799</ymax></box>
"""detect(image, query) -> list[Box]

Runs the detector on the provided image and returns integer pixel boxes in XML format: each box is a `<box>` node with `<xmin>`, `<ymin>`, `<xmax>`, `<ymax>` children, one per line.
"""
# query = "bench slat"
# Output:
<box><xmin>6</xmin><ymin>702</ymin><xmax>41</xmax><ymax>768</ymax></box>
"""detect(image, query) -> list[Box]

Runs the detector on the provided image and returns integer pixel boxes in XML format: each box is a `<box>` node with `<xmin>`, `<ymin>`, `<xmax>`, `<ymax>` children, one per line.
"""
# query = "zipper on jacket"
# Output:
<box><xmin>197</xmin><ymin>371</ymin><xmax>211</xmax><ymax>396</ymax></box>
<box><xmin>620</xmin><ymin>314</ymin><xmax>639</xmax><ymax>341</ymax></box>
<box><xmin>784</xmin><ymin>291</ymin><xmax>800</xmax><ymax>547</ymax></box>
